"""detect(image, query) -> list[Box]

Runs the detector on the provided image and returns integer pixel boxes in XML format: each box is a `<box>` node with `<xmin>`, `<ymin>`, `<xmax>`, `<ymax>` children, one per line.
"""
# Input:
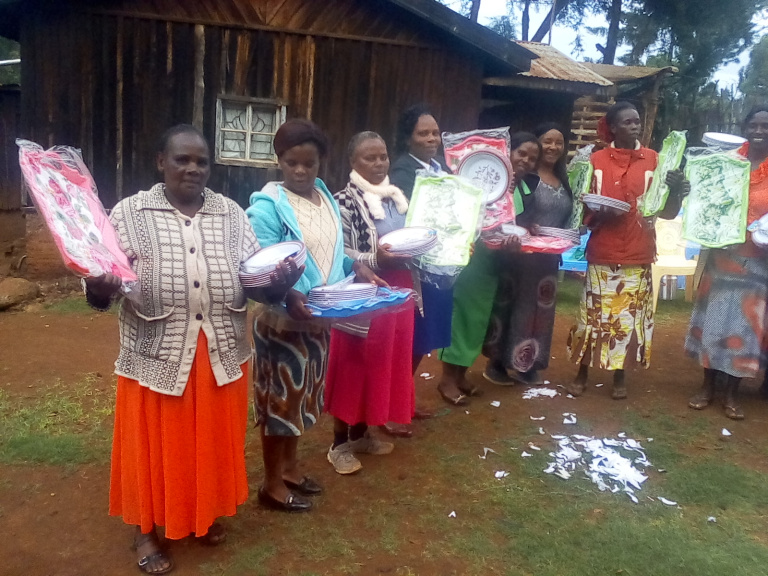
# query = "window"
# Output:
<box><xmin>215</xmin><ymin>97</ymin><xmax>286</xmax><ymax>167</ymax></box>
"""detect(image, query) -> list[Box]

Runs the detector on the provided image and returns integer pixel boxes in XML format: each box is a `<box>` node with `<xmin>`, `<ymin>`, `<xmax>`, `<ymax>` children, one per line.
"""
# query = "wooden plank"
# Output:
<box><xmin>193</xmin><ymin>24</ymin><xmax>205</xmax><ymax>129</ymax></box>
<box><xmin>115</xmin><ymin>16</ymin><xmax>124</xmax><ymax>201</ymax></box>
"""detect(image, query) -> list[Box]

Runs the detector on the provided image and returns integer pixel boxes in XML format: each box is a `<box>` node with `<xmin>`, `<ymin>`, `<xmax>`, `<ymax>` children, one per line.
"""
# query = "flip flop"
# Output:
<box><xmin>438</xmin><ymin>383</ymin><xmax>468</xmax><ymax>406</ymax></box>
<box><xmin>458</xmin><ymin>382</ymin><xmax>483</xmax><ymax>397</ymax></box>
<box><xmin>724</xmin><ymin>403</ymin><xmax>744</xmax><ymax>420</ymax></box>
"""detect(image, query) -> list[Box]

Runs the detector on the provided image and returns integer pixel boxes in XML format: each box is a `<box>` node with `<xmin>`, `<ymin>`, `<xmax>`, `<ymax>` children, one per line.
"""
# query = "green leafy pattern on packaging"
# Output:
<box><xmin>406</xmin><ymin>174</ymin><xmax>483</xmax><ymax>267</ymax></box>
<box><xmin>566</xmin><ymin>160</ymin><xmax>593</xmax><ymax>229</ymax></box>
<box><xmin>682</xmin><ymin>153</ymin><xmax>750</xmax><ymax>248</ymax></box>
<box><xmin>639</xmin><ymin>130</ymin><xmax>687</xmax><ymax>217</ymax></box>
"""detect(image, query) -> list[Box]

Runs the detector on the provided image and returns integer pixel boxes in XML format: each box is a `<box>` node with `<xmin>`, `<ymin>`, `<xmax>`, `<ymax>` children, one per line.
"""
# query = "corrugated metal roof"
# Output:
<box><xmin>582</xmin><ymin>63</ymin><xmax>678</xmax><ymax>83</ymax></box>
<box><xmin>515</xmin><ymin>41</ymin><xmax>612</xmax><ymax>86</ymax></box>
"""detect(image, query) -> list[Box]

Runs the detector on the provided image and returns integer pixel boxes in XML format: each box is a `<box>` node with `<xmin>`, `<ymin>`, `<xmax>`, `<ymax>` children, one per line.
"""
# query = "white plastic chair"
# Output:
<box><xmin>652</xmin><ymin>217</ymin><xmax>698</xmax><ymax>311</ymax></box>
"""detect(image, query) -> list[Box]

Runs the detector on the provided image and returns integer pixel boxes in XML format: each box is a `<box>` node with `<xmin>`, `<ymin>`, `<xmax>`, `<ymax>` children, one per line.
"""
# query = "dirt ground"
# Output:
<box><xmin>2</xmin><ymin>302</ymin><xmax>768</xmax><ymax>576</ymax></box>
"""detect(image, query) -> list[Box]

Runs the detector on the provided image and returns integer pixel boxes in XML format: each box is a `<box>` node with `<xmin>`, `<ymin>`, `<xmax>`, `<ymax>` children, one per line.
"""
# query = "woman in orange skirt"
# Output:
<box><xmin>86</xmin><ymin>125</ymin><xmax>301</xmax><ymax>574</ymax></box>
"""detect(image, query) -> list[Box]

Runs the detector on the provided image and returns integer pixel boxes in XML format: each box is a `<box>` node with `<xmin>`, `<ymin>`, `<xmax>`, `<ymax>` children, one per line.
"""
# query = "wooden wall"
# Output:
<box><xmin>17</xmin><ymin>0</ymin><xmax>485</xmax><ymax>208</ymax></box>
<box><xmin>0</xmin><ymin>86</ymin><xmax>21</xmax><ymax>211</ymax></box>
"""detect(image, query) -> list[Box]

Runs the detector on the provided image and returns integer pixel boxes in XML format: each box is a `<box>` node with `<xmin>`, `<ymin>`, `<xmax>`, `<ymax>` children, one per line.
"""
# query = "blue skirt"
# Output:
<box><xmin>413</xmin><ymin>282</ymin><xmax>454</xmax><ymax>356</ymax></box>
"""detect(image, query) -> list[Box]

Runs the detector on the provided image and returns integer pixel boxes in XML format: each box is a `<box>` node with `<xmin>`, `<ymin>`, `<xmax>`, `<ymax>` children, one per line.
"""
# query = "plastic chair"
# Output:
<box><xmin>652</xmin><ymin>217</ymin><xmax>698</xmax><ymax>311</ymax></box>
<box><xmin>560</xmin><ymin>230</ymin><xmax>590</xmax><ymax>273</ymax></box>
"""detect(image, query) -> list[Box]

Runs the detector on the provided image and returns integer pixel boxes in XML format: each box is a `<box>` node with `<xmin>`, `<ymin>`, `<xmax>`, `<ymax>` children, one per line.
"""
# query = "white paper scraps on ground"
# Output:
<box><xmin>490</xmin><ymin>400</ymin><xmax>501</xmax><ymax>407</ymax></box>
<box><xmin>595</xmin><ymin>383</ymin><xmax>604</xmax><ymax>388</ymax></box>
<box><xmin>521</xmin><ymin>451</ymin><xmax>532</xmax><ymax>458</ymax></box>
<box><xmin>530</xmin><ymin>416</ymin><xmax>546</xmax><ymax>421</ymax></box>
<box><xmin>562</xmin><ymin>413</ymin><xmax>577</xmax><ymax>425</ymax></box>
<box><xmin>544</xmin><ymin>434</ymin><xmax>654</xmax><ymax>504</ymax></box>
<box><xmin>449</xmin><ymin>510</ymin><xmax>456</xmax><ymax>518</ymax></box>
<box><xmin>419</xmin><ymin>372</ymin><xmax>430</xmax><ymax>377</ymax></box>
<box><xmin>722</xmin><ymin>428</ymin><xmax>732</xmax><ymax>437</ymax></box>
<box><xmin>566</xmin><ymin>394</ymin><xmax>575</xmax><ymax>399</ymax></box>
<box><xmin>539</xmin><ymin>427</ymin><xmax>546</xmax><ymax>435</ymax></box>
<box><xmin>544</xmin><ymin>380</ymin><xmax>551</xmax><ymax>385</ymax></box>
<box><xmin>479</xmin><ymin>447</ymin><xmax>498</xmax><ymax>459</ymax></box>
<box><xmin>522</xmin><ymin>387</ymin><xmax>558</xmax><ymax>399</ymax></box>
<box><xmin>527</xmin><ymin>442</ymin><xmax>542</xmax><ymax>451</ymax></box>
<box><xmin>495</xmin><ymin>470</ymin><xmax>510</xmax><ymax>478</ymax></box>
<box><xmin>647</xmin><ymin>438</ymin><xmax>654</xmax><ymax>442</ymax></box>
<box><xmin>465</xmin><ymin>410</ymin><xmax>470</xmax><ymax>415</ymax></box>
<box><xmin>708</xmin><ymin>516</ymin><xmax>717</xmax><ymax>523</ymax></box>
<box><xmin>658</xmin><ymin>497</ymin><xmax>678</xmax><ymax>506</ymax></box>
<box><xmin>617</xmin><ymin>432</ymin><xmax>627</xmax><ymax>438</ymax></box>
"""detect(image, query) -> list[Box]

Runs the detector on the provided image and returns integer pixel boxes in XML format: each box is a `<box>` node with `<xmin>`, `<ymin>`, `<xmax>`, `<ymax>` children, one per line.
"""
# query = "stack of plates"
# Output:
<box><xmin>538</xmin><ymin>226</ymin><xmax>580</xmax><ymax>244</ymax></box>
<box><xmin>582</xmin><ymin>194</ymin><xmax>631</xmax><ymax>213</ymax></box>
<box><xmin>501</xmin><ymin>223</ymin><xmax>530</xmax><ymax>239</ymax></box>
<box><xmin>240</xmin><ymin>241</ymin><xmax>307</xmax><ymax>287</ymax></box>
<box><xmin>378</xmin><ymin>227</ymin><xmax>438</xmax><ymax>255</ymax></box>
<box><xmin>702</xmin><ymin>132</ymin><xmax>746</xmax><ymax>150</ymax></box>
<box><xmin>483</xmin><ymin>223</ymin><xmax>530</xmax><ymax>249</ymax></box>
<box><xmin>308</xmin><ymin>282</ymin><xmax>378</xmax><ymax>309</ymax></box>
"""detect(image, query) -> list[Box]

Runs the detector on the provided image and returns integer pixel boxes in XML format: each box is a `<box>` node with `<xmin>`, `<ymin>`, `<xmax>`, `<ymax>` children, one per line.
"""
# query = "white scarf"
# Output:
<box><xmin>349</xmin><ymin>170</ymin><xmax>409</xmax><ymax>220</ymax></box>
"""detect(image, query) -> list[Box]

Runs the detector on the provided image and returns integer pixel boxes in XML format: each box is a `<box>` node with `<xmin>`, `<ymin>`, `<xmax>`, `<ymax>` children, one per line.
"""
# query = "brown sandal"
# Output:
<box><xmin>724</xmin><ymin>403</ymin><xmax>744</xmax><ymax>420</ymax></box>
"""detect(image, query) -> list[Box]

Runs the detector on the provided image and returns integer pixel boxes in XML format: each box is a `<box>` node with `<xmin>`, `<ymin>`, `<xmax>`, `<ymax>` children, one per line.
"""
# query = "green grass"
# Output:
<box><xmin>43</xmin><ymin>294</ymin><xmax>116</xmax><ymax>314</ymax></box>
<box><xmin>0</xmin><ymin>374</ymin><xmax>114</xmax><ymax>464</ymax></box>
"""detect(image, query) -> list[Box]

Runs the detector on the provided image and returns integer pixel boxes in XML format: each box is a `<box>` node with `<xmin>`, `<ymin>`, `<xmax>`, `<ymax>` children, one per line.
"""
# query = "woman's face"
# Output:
<box><xmin>279</xmin><ymin>142</ymin><xmax>320</xmax><ymax>196</ymax></box>
<box><xmin>157</xmin><ymin>132</ymin><xmax>210</xmax><ymax>203</ymax></box>
<box><xmin>352</xmin><ymin>138</ymin><xmax>390</xmax><ymax>185</ymax></box>
<box><xmin>745</xmin><ymin>111</ymin><xmax>768</xmax><ymax>156</ymax></box>
<box><xmin>408</xmin><ymin>114</ymin><xmax>441</xmax><ymax>163</ymax></box>
<box><xmin>510</xmin><ymin>141</ymin><xmax>540</xmax><ymax>181</ymax></box>
<box><xmin>610</xmin><ymin>108</ymin><xmax>642</xmax><ymax>146</ymax></box>
<box><xmin>538</xmin><ymin>129</ymin><xmax>565</xmax><ymax>168</ymax></box>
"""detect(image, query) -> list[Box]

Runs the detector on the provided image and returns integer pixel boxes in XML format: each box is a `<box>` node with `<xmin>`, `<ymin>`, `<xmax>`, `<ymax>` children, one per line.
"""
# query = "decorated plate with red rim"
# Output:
<box><xmin>457</xmin><ymin>148</ymin><xmax>514</xmax><ymax>205</ymax></box>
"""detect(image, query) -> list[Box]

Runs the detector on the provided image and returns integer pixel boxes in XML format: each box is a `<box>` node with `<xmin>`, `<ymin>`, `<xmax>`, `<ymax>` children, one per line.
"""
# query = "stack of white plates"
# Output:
<box><xmin>308</xmin><ymin>282</ymin><xmax>378</xmax><ymax>308</ymax></box>
<box><xmin>240</xmin><ymin>241</ymin><xmax>307</xmax><ymax>287</ymax></box>
<box><xmin>582</xmin><ymin>194</ymin><xmax>631</xmax><ymax>213</ymax></box>
<box><xmin>538</xmin><ymin>226</ymin><xmax>580</xmax><ymax>244</ymax></box>
<box><xmin>378</xmin><ymin>227</ymin><xmax>438</xmax><ymax>255</ymax></box>
<box><xmin>702</xmin><ymin>132</ymin><xmax>746</xmax><ymax>150</ymax></box>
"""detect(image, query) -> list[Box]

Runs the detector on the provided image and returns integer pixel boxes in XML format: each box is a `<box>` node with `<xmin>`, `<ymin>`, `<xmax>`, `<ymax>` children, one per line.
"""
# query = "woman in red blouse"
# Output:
<box><xmin>566</xmin><ymin>102</ymin><xmax>687</xmax><ymax>400</ymax></box>
<box><xmin>686</xmin><ymin>106</ymin><xmax>768</xmax><ymax>420</ymax></box>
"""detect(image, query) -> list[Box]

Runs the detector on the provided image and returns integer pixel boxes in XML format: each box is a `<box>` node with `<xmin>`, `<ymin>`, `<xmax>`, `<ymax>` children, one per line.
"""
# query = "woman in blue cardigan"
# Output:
<box><xmin>246</xmin><ymin>120</ymin><xmax>382</xmax><ymax>512</ymax></box>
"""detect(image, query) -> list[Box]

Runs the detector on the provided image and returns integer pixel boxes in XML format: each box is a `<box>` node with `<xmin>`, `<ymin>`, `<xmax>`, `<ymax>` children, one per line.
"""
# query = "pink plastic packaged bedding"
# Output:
<box><xmin>17</xmin><ymin>139</ymin><xmax>137</xmax><ymax>285</ymax></box>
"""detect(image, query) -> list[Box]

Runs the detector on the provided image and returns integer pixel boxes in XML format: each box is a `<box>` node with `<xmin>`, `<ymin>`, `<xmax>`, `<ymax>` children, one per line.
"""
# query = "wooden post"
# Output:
<box><xmin>193</xmin><ymin>24</ymin><xmax>205</xmax><ymax>130</ymax></box>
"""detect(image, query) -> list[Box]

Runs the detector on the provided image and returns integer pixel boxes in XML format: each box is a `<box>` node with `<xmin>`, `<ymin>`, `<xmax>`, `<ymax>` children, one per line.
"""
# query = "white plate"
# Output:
<box><xmin>457</xmin><ymin>149</ymin><xmax>513</xmax><ymax>205</ymax></box>
<box><xmin>702</xmin><ymin>132</ymin><xmax>747</xmax><ymax>149</ymax></box>
<box><xmin>582</xmin><ymin>194</ymin><xmax>630</xmax><ymax>213</ymax></box>
<box><xmin>379</xmin><ymin>227</ymin><xmax>438</xmax><ymax>251</ymax></box>
<box><xmin>500</xmin><ymin>223</ymin><xmax>530</xmax><ymax>238</ymax></box>
<box><xmin>243</xmin><ymin>241</ymin><xmax>304</xmax><ymax>268</ymax></box>
<box><xmin>753</xmin><ymin>230</ymin><xmax>768</xmax><ymax>247</ymax></box>
<box><xmin>310</xmin><ymin>284</ymin><xmax>378</xmax><ymax>298</ymax></box>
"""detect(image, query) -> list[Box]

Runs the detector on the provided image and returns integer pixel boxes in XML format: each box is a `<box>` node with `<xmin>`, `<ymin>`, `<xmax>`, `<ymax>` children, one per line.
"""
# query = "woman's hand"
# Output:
<box><xmin>285</xmin><ymin>289</ymin><xmax>314</xmax><ymax>321</ymax></box>
<box><xmin>665</xmin><ymin>169</ymin><xmax>690</xmax><ymax>197</ymax></box>
<box><xmin>376</xmin><ymin>243</ymin><xmax>412</xmax><ymax>270</ymax></box>
<box><xmin>352</xmin><ymin>261</ymin><xmax>389</xmax><ymax>287</ymax></box>
<box><xmin>503</xmin><ymin>234</ymin><xmax>522</xmax><ymax>253</ymax></box>
<box><xmin>529</xmin><ymin>224</ymin><xmax>541</xmax><ymax>236</ymax></box>
<box><xmin>271</xmin><ymin>257</ymin><xmax>304</xmax><ymax>292</ymax></box>
<box><xmin>85</xmin><ymin>273</ymin><xmax>122</xmax><ymax>299</ymax></box>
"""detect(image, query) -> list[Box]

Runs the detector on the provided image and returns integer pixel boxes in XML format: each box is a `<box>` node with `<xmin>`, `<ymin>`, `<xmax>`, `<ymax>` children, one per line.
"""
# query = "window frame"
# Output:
<box><xmin>214</xmin><ymin>95</ymin><xmax>287</xmax><ymax>168</ymax></box>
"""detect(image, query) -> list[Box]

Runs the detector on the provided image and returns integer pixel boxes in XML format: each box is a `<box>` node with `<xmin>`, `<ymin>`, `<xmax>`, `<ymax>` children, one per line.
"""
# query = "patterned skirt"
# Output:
<box><xmin>567</xmin><ymin>264</ymin><xmax>654</xmax><ymax>371</ymax></box>
<box><xmin>253</xmin><ymin>322</ymin><xmax>330</xmax><ymax>437</ymax></box>
<box><xmin>685</xmin><ymin>249</ymin><xmax>768</xmax><ymax>378</ymax></box>
<box><xmin>483</xmin><ymin>253</ymin><xmax>560</xmax><ymax>373</ymax></box>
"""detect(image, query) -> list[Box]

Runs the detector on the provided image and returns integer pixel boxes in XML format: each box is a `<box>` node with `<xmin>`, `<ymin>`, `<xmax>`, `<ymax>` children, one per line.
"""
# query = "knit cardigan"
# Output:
<box><xmin>246</xmin><ymin>178</ymin><xmax>354</xmax><ymax>295</ymax></box>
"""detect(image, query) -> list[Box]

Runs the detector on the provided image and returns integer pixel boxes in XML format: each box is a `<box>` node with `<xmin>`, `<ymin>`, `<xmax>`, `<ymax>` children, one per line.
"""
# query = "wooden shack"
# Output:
<box><xmin>0</xmin><ymin>0</ymin><xmax>537</xmax><ymax>209</ymax></box>
<box><xmin>480</xmin><ymin>41</ymin><xmax>613</xmax><ymax>139</ymax></box>
<box><xmin>569</xmin><ymin>63</ymin><xmax>678</xmax><ymax>153</ymax></box>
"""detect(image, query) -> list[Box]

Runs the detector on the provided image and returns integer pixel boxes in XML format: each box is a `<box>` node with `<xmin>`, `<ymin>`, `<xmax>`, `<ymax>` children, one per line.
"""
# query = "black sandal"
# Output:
<box><xmin>134</xmin><ymin>533</ymin><xmax>174</xmax><ymax>575</ymax></box>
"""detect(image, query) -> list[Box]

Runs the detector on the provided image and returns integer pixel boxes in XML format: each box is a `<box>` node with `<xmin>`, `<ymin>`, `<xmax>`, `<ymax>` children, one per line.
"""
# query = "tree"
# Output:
<box><xmin>740</xmin><ymin>34</ymin><xmax>768</xmax><ymax>110</ymax></box>
<box><xmin>0</xmin><ymin>36</ymin><xmax>20</xmax><ymax>86</ymax></box>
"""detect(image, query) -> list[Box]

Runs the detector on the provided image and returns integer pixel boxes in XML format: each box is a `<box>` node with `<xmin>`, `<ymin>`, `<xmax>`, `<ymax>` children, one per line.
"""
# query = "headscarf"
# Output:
<box><xmin>273</xmin><ymin>119</ymin><xmax>329</xmax><ymax>158</ymax></box>
<box><xmin>597</xmin><ymin>116</ymin><xmax>614</xmax><ymax>145</ymax></box>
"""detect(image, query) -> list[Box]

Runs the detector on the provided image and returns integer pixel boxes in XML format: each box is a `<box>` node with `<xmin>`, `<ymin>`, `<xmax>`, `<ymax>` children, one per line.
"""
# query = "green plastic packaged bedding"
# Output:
<box><xmin>682</xmin><ymin>150</ymin><xmax>750</xmax><ymax>248</ymax></box>
<box><xmin>638</xmin><ymin>130</ymin><xmax>687</xmax><ymax>217</ymax></box>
